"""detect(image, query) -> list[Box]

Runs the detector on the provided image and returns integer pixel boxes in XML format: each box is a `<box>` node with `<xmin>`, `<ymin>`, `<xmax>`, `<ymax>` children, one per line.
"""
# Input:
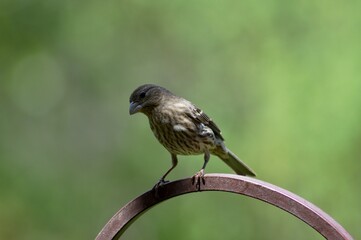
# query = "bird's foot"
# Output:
<box><xmin>153</xmin><ymin>179</ymin><xmax>169</xmax><ymax>190</ymax></box>
<box><xmin>192</xmin><ymin>169</ymin><xmax>205</xmax><ymax>191</ymax></box>
<box><xmin>152</xmin><ymin>179</ymin><xmax>170</xmax><ymax>198</ymax></box>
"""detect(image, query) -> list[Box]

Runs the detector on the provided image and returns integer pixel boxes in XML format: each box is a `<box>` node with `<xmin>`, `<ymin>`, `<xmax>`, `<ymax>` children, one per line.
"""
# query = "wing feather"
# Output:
<box><xmin>187</xmin><ymin>104</ymin><xmax>224</xmax><ymax>141</ymax></box>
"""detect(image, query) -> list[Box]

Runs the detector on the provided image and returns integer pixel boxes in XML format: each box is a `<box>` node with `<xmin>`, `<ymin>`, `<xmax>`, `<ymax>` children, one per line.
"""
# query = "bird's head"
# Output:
<box><xmin>129</xmin><ymin>84</ymin><xmax>171</xmax><ymax>115</ymax></box>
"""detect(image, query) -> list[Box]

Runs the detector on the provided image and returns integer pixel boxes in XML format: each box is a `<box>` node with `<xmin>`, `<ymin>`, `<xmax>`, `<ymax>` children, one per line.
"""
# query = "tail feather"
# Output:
<box><xmin>216</xmin><ymin>148</ymin><xmax>256</xmax><ymax>176</ymax></box>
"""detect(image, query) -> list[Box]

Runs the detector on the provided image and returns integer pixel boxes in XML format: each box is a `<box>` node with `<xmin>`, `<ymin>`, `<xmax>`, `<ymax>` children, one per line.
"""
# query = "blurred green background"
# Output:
<box><xmin>1</xmin><ymin>0</ymin><xmax>360</xmax><ymax>239</ymax></box>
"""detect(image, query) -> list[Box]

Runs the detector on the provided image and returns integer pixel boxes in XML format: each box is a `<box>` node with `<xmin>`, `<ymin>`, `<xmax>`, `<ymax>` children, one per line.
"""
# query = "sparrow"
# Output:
<box><xmin>129</xmin><ymin>84</ymin><xmax>255</xmax><ymax>188</ymax></box>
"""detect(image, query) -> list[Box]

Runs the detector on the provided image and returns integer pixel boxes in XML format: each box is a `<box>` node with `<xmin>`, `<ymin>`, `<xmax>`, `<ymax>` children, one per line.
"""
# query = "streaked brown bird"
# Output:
<box><xmin>129</xmin><ymin>84</ymin><xmax>256</xmax><ymax>187</ymax></box>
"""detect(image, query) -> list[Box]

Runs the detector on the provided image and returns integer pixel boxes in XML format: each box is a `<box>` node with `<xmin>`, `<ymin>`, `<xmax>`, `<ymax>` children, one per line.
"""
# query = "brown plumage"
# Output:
<box><xmin>129</xmin><ymin>84</ymin><xmax>256</xmax><ymax>187</ymax></box>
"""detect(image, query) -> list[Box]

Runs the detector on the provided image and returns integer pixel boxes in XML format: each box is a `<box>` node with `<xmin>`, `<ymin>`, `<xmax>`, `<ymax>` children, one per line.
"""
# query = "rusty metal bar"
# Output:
<box><xmin>96</xmin><ymin>174</ymin><xmax>353</xmax><ymax>240</ymax></box>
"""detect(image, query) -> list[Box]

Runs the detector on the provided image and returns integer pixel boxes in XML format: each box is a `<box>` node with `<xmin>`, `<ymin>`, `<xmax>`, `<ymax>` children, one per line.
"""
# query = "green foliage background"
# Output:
<box><xmin>1</xmin><ymin>1</ymin><xmax>360</xmax><ymax>239</ymax></box>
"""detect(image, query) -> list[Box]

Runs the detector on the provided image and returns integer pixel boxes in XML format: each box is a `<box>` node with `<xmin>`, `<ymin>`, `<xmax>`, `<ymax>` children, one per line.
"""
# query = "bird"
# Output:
<box><xmin>129</xmin><ymin>84</ymin><xmax>256</xmax><ymax>188</ymax></box>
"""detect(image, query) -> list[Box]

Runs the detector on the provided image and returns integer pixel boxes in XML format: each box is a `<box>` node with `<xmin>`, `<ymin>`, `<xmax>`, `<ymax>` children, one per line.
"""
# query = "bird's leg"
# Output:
<box><xmin>192</xmin><ymin>151</ymin><xmax>210</xmax><ymax>190</ymax></box>
<box><xmin>153</xmin><ymin>154</ymin><xmax>178</xmax><ymax>189</ymax></box>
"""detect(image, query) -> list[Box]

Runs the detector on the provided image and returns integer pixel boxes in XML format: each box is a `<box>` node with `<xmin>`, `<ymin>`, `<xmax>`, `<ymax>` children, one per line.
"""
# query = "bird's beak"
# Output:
<box><xmin>129</xmin><ymin>101</ymin><xmax>142</xmax><ymax>115</ymax></box>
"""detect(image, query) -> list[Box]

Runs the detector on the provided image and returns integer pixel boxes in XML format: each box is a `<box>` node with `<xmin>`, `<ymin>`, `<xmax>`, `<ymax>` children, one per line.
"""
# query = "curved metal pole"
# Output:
<box><xmin>96</xmin><ymin>174</ymin><xmax>353</xmax><ymax>240</ymax></box>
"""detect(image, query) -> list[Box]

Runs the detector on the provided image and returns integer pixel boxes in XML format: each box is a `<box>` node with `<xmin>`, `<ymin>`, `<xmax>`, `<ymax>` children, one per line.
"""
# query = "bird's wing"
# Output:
<box><xmin>187</xmin><ymin>105</ymin><xmax>224</xmax><ymax>141</ymax></box>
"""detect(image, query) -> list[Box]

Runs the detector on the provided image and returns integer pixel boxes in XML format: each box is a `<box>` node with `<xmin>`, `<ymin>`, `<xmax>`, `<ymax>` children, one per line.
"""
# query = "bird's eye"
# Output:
<box><xmin>139</xmin><ymin>92</ymin><xmax>146</xmax><ymax>99</ymax></box>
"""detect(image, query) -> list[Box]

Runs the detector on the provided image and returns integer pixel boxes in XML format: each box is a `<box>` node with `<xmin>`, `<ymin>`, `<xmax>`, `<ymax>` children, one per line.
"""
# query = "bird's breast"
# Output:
<box><xmin>148</xmin><ymin>110</ymin><xmax>217</xmax><ymax>155</ymax></box>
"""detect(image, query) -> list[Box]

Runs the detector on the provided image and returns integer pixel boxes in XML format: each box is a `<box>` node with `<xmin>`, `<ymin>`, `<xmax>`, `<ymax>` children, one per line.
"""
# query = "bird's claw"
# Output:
<box><xmin>192</xmin><ymin>169</ymin><xmax>205</xmax><ymax>190</ymax></box>
<box><xmin>153</xmin><ymin>179</ymin><xmax>169</xmax><ymax>190</ymax></box>
<box><xmin>152</xmin><ymin>179</ymin><xmax>170</xmax><ymax>198</ymax></box>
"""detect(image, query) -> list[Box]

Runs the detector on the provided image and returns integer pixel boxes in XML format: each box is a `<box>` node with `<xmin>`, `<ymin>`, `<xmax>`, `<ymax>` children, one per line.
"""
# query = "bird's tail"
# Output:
<box><xmin>215</xmin><ymin>147</ymin><xmax>256</xmax><ymax>177</ymax></box>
